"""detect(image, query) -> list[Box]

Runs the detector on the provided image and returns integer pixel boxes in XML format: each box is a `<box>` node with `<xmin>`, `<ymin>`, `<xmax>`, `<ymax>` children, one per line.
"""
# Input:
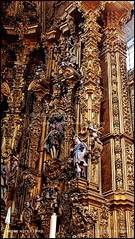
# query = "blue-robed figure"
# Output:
<box><xmin>70</xmin><ymin>135</ymin><xmax>88</xmax><ymax>176</ymax></box>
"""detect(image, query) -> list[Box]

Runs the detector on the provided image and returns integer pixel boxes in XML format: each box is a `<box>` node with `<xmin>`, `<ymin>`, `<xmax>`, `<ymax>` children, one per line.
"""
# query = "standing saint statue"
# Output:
<box><xmin>44</xmin><ymin>114</ymin><xmax>65</xmax><ymax>159</ymax></box>
<box><xmin>70</xmin><ymin>135</ymin><xmax>88</xmax><ymax>177</ymax></box>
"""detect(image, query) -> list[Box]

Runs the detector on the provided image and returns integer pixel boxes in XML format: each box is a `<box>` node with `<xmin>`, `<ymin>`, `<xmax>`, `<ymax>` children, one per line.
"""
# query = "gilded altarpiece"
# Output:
<box><xmin>1</xmin><ymin>1</ymin><xmax>134</xmax><ymax>238</ymax></box>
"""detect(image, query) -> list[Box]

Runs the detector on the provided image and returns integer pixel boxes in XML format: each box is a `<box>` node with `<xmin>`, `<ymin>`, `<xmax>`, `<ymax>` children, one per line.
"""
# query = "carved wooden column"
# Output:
<box><xmin>100</xmin><ymin>2</ymin><xmax>134</xmax><ymax>238</ymax></box>
<box><xmin>28</xmin><ymin>93</ymin><xmax>44</xmax><ymax>198</ymax></box>
<box><xmin>64</xmin><ymin>67</ymin><xmax>79</xmax><ymax>157</ymax></box>
<box><xmin>80</xmin><ymin>5</ymin><xmax>103</xmax><ymax>192</ymax></box>
<box><xmin>2</xmin><ymin>3</ymin><xmax>43</xmax><ymax>226</ymax></box>
<box><xmin>1</xmin><ymin>42</ymin><xmax>29</xmax><ymax>209</ymax></box>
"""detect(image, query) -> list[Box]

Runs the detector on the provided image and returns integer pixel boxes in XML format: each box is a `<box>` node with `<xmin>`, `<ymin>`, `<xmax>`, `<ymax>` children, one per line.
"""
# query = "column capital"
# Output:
<box><xmin>101</xmin><ymin>1</ymin><xmax>132</xmax><ymax>31</ymax></box>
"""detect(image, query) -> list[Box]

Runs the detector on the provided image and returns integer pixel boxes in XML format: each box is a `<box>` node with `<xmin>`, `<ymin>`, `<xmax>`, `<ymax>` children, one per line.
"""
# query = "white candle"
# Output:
<box><xmin>49</xmin><ymin>213</ymin><xmax>57</xmax><ymax>238</ymax></box>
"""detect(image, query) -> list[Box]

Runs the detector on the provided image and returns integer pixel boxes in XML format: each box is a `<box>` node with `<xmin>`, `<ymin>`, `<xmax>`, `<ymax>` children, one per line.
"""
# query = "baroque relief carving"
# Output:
<box><xmin>1</xmin><ymin>82</ymin><xmax>10</xmax><ymax>99</ymax></box>
<box><xmin>118</xmin><ymin>208</ymin><xmax>127</xmax><ymax>238</ymax></box>
<box><xmin>59</xmin><ymin>192</ymin><xmax>97</xmax><ymax>238</ymax></box>
<box><xmin>120</xmin><ymin>55</ymin><xmax>132</xmax><ymax>136</ymax></box>
<box><xmin>125</xmin><ymin>142</ymin><xmax>134</xmax><ymax>192</ymax></box>
<box><xmin>1</xmin><ymin>1</ymin><xmax>134</xmax><ymax>239</ymax></box>
<box><xmin>100</xmin><ymin>202</ymin><xmax>110</xmax><ymax>238</ymax></box>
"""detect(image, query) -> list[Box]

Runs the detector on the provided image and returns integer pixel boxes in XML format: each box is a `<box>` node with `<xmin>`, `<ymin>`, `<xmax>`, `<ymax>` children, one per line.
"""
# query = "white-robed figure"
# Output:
<box><xmin>71</xmin><ymin>135</ymin><xmax>88</xmax><ymax>176</ymax></box>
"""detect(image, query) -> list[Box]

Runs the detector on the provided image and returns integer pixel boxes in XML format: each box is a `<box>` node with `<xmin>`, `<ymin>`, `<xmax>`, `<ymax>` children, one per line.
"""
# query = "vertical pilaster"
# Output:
<box><xmin>101</xmin><ymin>12</ymin><xmax>133</xmax><ymax>193</ymax></box>
<box><xmin>100</xmin><ymin>5</ymin><xmax>134</xmax><ymax>238</ymax></box>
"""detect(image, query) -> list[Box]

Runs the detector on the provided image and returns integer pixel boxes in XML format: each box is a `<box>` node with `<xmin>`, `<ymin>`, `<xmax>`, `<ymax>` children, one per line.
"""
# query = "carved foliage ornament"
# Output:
<box><xmin>118</xmin><ymin>208</ymin><xmax>127</xmax><ymax>238</ymax></box>
<box><xmin>125</xmin><ymin>143</ymin><xmax>134</xmax><ymax>192</ymax></box>
<box><xmin>59</xmin><ymin>192</ymin><xmax>96</xmax><ymax>238</ymax></box>
<box><xmin>120</xmin><ymin>55</ymin><xmax>132</xmax><ymax>136</ymax></box>
<box><xmin>100</xmin><ymin>202</ymin><xmax>110</xmax><ymax>238</ymax></box>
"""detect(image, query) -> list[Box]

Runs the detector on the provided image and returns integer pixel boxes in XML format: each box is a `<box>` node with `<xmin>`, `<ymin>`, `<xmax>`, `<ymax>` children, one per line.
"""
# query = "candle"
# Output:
<box><xmin>49</xmin><ymin>213</ymin><xmax>57</xmax><ymax>238</ymax></box>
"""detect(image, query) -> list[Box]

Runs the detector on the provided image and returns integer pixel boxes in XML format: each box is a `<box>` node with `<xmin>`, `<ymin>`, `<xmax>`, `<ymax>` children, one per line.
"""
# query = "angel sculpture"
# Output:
<box><xmin>88</xmin><ymin>124</ymin><xmax>103</xmax><ymax>145</ymax></box>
